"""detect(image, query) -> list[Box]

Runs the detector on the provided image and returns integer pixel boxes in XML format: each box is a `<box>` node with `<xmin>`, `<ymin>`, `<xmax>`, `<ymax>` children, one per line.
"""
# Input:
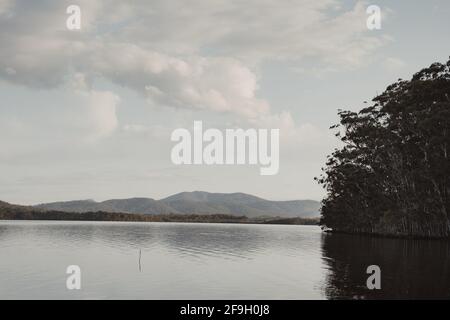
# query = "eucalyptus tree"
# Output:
<box><xmin>317</xmin><ymin>58</ymin><xmax>450</xmax><ymax>238</ymax></box>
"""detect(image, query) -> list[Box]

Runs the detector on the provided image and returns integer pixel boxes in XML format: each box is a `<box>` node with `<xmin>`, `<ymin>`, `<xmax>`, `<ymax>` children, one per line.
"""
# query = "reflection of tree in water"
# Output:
<box><xmin>0</xmin><ymin>225</ymin><xmax>10</xmax><ymax>240</ymax></box>
<box><xmin>321</xmin><ymin>233</ymin><xmax>450</xmax><ymax>299</ymax></box>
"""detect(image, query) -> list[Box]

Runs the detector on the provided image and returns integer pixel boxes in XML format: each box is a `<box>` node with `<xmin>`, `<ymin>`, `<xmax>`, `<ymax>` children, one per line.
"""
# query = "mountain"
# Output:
<box><xmin>35</xmin><ymin>198</ymin><xmax>173</xmax><ymax>215</ymax></box>
<box><xmin>0</xmin><ymin>199</ymin><xmax>319</xmax><ymax>225</ymax></box>
<box><xmin>0</xmin><ymin>200</ymin><xmax>37</xmax><ymax>212</ymax></box>
<box><xmin>35</xmin><ymin>191</ymin><xmax>320</xmax><ymax>218</ymax></box>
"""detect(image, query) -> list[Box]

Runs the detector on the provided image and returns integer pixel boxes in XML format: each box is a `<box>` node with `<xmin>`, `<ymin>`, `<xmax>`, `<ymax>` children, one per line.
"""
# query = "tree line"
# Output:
<box><xmin>317</xmin><ymin>58</ymin><xmax>450</xmax><ymax>238</ymax></box>
<box><xmin>0</xmin><ymin>200</ymin><xmax>318</xmax><ymax>225</ymax></box>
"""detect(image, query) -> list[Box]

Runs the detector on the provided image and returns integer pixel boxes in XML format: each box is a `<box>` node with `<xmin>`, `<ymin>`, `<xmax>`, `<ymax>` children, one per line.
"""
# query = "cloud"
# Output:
<box><xmin>86</xmin><ymin>43</ymin><xmax>270</xmax><ymax>118</ymax></box>
<box><xmin>0</xmin><ymin>0</ymin><xmax>389</xmax><ymax>115</ymax></box>
<box><xmin>0</xmin><ymin>0</ymin><xmax>387</xmax><ymax>159</ymax></box>
<box><xmin>0</xmin><ymin>0</ymin><xmax>399</xmax><ymax>204</ymax></box>
<box><xmin>114</xmin><ymin>0</ymin><xmax>385</xmax><ymax>66</ymax></box>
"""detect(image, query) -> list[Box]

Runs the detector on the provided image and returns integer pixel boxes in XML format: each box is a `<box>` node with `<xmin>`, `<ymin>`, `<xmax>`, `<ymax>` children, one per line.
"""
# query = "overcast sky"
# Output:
<box><xmin>1</xmin><ymin>0</ymin><xmax>450</xmax><ymax>205</ymax></box>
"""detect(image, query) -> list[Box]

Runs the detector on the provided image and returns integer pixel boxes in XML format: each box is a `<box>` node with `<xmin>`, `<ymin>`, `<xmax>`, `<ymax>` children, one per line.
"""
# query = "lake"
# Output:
<box><xmin>0</xmin><ymin>220</ymin><xmax>449</xmax><ymax>299</ymax></box>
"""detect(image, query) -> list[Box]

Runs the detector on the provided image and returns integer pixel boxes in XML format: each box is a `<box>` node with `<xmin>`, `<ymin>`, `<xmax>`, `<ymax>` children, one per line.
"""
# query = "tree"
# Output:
<box><xmin>316</xmin><ymin>58</ymin><xmax>450</xmax><ymax>238</ymax></box>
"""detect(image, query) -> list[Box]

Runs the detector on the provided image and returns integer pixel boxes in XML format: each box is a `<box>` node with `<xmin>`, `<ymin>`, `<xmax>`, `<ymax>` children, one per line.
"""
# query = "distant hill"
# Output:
<box><xmin>35</xmin><ymin>191</ymin><xmax>320</xmax><ymax>218</ymax></box>
<box><xmin>0</xmin><ymin>199</ymin><xmax>319</xmax><ymax>225</ymax></box>
<box><xmin>0</xmin><ymin>200</ymin><xmax>38</xmax><ymax>213</ymax></box>
<box><xmin>36</xmin><ymin>198</ymin><xmax>173</xmax><ymax>215</ymax></box>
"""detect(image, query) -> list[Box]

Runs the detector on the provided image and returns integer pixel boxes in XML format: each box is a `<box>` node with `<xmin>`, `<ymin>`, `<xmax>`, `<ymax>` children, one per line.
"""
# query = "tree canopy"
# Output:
<box><xmin>317</xmin><ymin>58</ymin><xmax>450</xmax><ymax>238</ymax></box>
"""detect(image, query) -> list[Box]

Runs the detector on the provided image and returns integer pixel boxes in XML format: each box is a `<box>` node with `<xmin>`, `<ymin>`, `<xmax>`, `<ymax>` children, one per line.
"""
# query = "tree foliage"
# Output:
<box><xmin>317</xmin><ymin>58</ymin><xmax>450</xmax><ymax>237</ymax></box>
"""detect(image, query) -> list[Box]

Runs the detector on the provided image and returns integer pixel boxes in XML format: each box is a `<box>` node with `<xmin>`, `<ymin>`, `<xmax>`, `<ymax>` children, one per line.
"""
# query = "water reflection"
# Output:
<box><xmin>0</xmin><ymin>221</ymin><xmax>449</xmax><ymax>299</ymax></box>
<box><xmin>0</xmin><ymin>221</ymin><xmax>325</xmax><ymax>299</ymax></box>
<box><xmin>321</xmin><ymin>233</ymin><xmax>450</xmax><ymax>299</ymax></box>
<box><xmin>0</xmin><ymin>221</ymin><xmax>318</xmax><ymax>260</ymax></box>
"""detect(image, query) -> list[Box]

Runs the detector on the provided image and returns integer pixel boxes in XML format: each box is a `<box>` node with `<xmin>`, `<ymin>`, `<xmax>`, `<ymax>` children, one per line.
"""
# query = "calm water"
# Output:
<box><xmin>0</xmin><ymin>220</ymin><xmax>449</xmax><ymax>299</ymax></box>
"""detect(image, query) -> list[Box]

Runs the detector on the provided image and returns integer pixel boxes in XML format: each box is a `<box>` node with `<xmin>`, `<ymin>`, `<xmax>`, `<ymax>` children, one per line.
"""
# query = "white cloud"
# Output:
<box><xmin>0</xmin><ymin>0</ymin><xmax>388</xmax><ymax>203</ymax></box>
<box><xmin>0</xmin><ymin>0</ymin><xmax>389</xmax><ymax>117</ymax></box>
<box><xmin>86</xmin><ymin>43</ymin><xmax>270</xmax><ymax>118</ymax></box>
<box><xmin>113</xmin><ymin>0</ymin><xmax>384</xmax><ymax>67</ymax></box>
<box><xmin>0</xmin><ymin>0</ymin><xmax>390</xmax><ymax>147</ymax></box>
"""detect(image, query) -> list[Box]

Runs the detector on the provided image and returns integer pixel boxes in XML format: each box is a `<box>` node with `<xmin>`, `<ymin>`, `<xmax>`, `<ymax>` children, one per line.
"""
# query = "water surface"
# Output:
<box><xmin>0</xmin><ymin>221</ymin><xmax>449</xmax><ymax>299</ymax></box>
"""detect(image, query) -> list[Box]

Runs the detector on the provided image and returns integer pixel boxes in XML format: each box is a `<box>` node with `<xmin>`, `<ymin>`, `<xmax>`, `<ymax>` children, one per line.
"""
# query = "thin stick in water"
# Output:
<box><xmin>138</xmin><ymin>249</ymin><xmax>142</xmax><ymax>272</ymax></box>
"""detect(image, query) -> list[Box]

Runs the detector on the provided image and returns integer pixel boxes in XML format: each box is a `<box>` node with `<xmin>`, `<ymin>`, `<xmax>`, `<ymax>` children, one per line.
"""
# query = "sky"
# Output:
<box><xmin>1</xmin><ymin>0</ymin><xmax>450</xmax><ymax>205</ymax></box>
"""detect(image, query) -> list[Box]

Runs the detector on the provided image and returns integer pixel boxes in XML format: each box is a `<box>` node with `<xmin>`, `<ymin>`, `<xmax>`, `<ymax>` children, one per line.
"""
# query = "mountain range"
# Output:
<box><xmin>35</xmin><ymin>191</ymin><xmax>320</xmax><ymax>218</ymax></box>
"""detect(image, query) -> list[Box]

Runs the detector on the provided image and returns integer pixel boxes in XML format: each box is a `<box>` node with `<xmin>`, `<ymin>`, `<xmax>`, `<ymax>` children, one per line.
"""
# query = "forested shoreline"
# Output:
<box><xmin>317</xmin><ymin>58</ymin><xmax>450</xmax><ymax>238</ymax></box>
<box><xmin>0</xmin><ymin>201</ymin><xmax>318</xmax><ymax>225</ymax></box>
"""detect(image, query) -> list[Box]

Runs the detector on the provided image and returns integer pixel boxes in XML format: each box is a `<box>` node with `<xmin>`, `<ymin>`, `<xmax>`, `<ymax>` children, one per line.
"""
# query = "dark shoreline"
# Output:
<box><xmin>0</xmin><ymin>211</ymin><xmax>319</xmax><ymax>226</ymax></box>
<box><xmin>0</xmin><ymin>218</ymin><xmax>320</xmax><ymax>226</ymax></box>
<box><xmin>323</xmin><ymin>229</ymin><xmax>450</xmax><ymax>241</ymax></box>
